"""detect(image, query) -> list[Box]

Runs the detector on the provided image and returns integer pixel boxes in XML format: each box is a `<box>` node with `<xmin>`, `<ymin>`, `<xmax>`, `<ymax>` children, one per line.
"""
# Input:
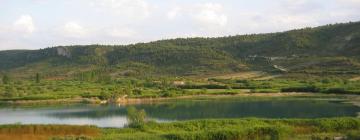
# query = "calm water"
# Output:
<box><xmin>0</xmin><ymin>97</ymin><xmax>359</xmax><ymax>128</ymax></box>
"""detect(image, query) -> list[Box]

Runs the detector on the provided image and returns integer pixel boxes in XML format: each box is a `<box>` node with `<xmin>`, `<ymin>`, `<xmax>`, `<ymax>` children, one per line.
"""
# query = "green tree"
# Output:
<box><xmin>35</xmin><ymin>73</ymin><xmax>41</xmax><ymax>83</ymax></box>
<box><xmin>2</xmin><ymin>75</ymin><xmax>10</xmax><ymax>84</ymax></box>
<box><xmin>99</xmin><ymin>91</ymin><xmax>111</xmax><ymax>100</ymax></box>
<box><xmin>132</xmin><ymin>88</ymin><xmax>142</xmax><ymax>95</ymax></box>
<box><xmin>4</xmin><ymin>86</ymin><xmax>16</xmax><ymax>98</ymax></box>
<box><xmin>127</xmin><ymin>107</ymin><xmax>147</xmax><ymax>128</ymax></box>
<box><xmin>123</xmin><ymin>87</ymin><xmax>133</xmax><ymax>95</ymax></box>
<box><xmin>201</xmin><ymin>88</ymin><xmax>208</xmax><ymax>94</ymax></box>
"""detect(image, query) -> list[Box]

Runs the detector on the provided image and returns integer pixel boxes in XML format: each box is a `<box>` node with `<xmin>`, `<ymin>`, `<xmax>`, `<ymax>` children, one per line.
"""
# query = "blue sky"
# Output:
<box><xmin>0</xmin><ymin>0</ymin><xmax>359</xmax><ymax>50</ymax></box>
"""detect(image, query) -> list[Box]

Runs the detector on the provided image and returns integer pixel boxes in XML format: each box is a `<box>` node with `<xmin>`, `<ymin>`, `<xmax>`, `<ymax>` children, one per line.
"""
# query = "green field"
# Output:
<box><xmin>1</xmin><ymin>78</ymin><xmax>360</xmax><ymax>105</ymax></box>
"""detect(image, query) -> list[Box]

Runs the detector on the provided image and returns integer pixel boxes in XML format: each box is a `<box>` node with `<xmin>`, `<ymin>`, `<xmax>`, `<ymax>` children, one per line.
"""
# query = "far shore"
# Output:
<box><xmin>116</xmin><ymin>92</ymin><xmax>320</xmax><ymax>105</ymax></box>
<box><xmin>0</xmin><ymin>92</ymin><xmax>350</xmax><ymax>106</ymax></box>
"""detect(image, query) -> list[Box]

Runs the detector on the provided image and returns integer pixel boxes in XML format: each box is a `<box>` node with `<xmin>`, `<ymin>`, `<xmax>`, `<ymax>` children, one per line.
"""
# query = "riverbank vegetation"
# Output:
<box><xmin>0</xmin><ymin>124</ymin><xmax>99</xmax><ymax>140</ymax></box>
<box><xmin>0</xmin><ymin>118</ymin><xmax>359</xmax><ymax>140</ymax></box>
<box><xmin>1</xmin><ymin>77</ymin><xmax>360</xmax><ymax>104</ymax></box>
<box><xmin>103</xmin><ymin>117</ymin><xmax>360</xmax><ymax>140</ymax></box>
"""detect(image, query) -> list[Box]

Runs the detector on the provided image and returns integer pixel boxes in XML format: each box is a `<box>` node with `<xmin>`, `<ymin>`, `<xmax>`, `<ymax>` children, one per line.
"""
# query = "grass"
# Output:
<box><xmin>0</xmin><ymin>125</ymin><xmax>99</xmax><ymax>140</ymax></box>
<box><xmin>210</xmin><ymin>78</ymin><xmax>360</xmax><ymax>95</ymax></box>
<box><xmin>1</xmin><ymin>78</ymin><xmax>360</xmax><ymax>105</ymax></box>
<box><xmin>0</xmin><ymin>110</ymin><xmax>359</xmax><ymax>140</ymax></box>
<box><xmin>0</xmin><ymin>118</ymin><xmax>350</xmax><ymax>140</ymax></box>
<box><xmin>98</xmin><ymin>118</ymin><xmax>360</xmax><ymax>140</ymax></box>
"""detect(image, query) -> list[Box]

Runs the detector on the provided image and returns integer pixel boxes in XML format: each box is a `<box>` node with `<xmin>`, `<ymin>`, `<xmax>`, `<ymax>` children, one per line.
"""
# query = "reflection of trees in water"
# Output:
<box><xmin>47</xmin><ymin>105</ymin><xmax>128</xmax><ymax>119</ymax></box>
<box><xmin>47</xmin><ymin>100</ymin><xmax>360</xmax><ymax>120</ymax></box>
<box><xmin>138</xmin><ymin>100</ymin><xmax>360</xmax><ymax>120</ymax></box>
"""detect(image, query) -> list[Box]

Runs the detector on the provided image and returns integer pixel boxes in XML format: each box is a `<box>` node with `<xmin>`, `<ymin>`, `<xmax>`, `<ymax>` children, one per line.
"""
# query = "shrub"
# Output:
<box><xmin>132</xmin><ymin>88</ymin><xmax>142</xmax><ymax>95</ymax></box>
<box><xmin>179</xmin><ymin>84</ymin><xmax>227</xmax><ymax>89</ymax></box>
<box><xmin>281</xmin><ymin>86</ymin><xmax>320</xmax><ymax>93</ymax></box>
<box><xmin>99</xmin><ymin>91</ymin><xmax>111</xmax><ymax>100</ymax></box>
<box><xmin>347</xmin><ymin>131</ymin><xmax>360</xmax><ymax>140</ymax></box>
<box><xmin>160</xmin><ymin>89</ymin><xmax>176</xmax><ymax>97</ymax></box>
<box><xmin>323</xmin><ymin>88</ymin><xmax>347</xmax><ymax>94</ymax></box>
<box><xmin>250</xmin><ymin>89</ymin><xmax>279</xmax><ymax>93</ymax></box>
<box><xmin>127</xmin><ymin>107</ymin><xmax>147</xmax><ymax>129</ymax></box>
<box><xmin>315</xmin><ymin>118</ymin><xmax>360</xmax><ymax>132</ymax></box>
<box><xmin>165</xmin><ymin>127</ymin><xmax>288</xmax><ymax>140</ymax></box>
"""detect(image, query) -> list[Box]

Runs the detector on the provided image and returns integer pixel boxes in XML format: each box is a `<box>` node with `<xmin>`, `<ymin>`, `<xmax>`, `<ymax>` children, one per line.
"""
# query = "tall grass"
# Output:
<box><xmin>0</xmin><ymin>118</ymin><xmax>359</xmax><ymax>140</ymax></box>
<box><xmin>100</xmin><ymin>118</ymin><xmax>360</xmax><ymax>140</ymax></box>
<box><xmin>0</xmin><ymin>125</ymin><xmax>99</xmax><ymax>140</ymax></box>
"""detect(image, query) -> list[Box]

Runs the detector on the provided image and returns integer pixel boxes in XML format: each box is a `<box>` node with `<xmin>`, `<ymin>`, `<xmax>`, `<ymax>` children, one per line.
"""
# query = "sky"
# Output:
<box><xmin>0</xmin><ymin>0</ymin><xmax>360</xmax><ymax>50</ymax></box>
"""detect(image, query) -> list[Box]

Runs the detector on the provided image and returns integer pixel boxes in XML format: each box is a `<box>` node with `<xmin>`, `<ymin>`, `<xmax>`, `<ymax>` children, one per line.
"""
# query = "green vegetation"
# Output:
<box><xmin>1</xmin><ymin>77</ymin><xmax>360</xmax><ymax>104</ymax></box>
<box><xmin>2</xmin><ymin>74</ymin><xmax>9</xmax><ymax>84</ymax></box>
<box><xmin>101</xmin><ymin>118</ymin><xmax>360</xmax><ymax>140</ymax></box>
<box><xmin>35</xmin><ymin>73</ymin><xmax>41</xmax><ymax>83</ymax></box>
<box><xmin>0</xmin><ymin>124</ymin><xmax>99</xmax><ymax>140</ymax></box>
<box><xmin>127</xmin><ymin>107</ymin><xmax>147</xmax><ymax>128</ymax></box>
<box><xmin>0</xmin><ymin>21</ymin><xmax>358</xmax><ymax>104</ymax></box>
<box><xmin>2</xmin><ymin>118</ymin><xmax>358</xmax><ymax>140</ymax></box>
<box><xmin>0</xmin><ymin>22</ymin><xmax>359</xmax><ymax>78</ymax></box>
<box><xmin>209</xmin><ymin>78</ymin><xmax>360</xmax><ymax>94</ymax></box>
<box><xmin>0</xmin><ymin>21</ymin><xmax>358</xmax><ymax>103</ymax></box>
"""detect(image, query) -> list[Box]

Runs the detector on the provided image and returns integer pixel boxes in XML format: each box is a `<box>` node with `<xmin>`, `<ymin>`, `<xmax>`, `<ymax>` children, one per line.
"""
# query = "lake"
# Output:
<box><xmin>0</xmin><ymin>97</ymin><xmax>359</xmax><ymax>127</ymax></box>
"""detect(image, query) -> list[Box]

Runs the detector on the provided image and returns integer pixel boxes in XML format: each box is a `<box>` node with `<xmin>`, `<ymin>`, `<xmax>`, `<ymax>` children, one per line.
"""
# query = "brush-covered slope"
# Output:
<box><xmin>0</xmin><ymin>21</ymin><xmax>359</xmax><ymax>79</ymax></box>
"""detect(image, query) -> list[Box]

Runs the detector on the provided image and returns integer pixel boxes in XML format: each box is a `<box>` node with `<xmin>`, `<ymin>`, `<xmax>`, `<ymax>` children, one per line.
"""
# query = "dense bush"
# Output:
<box><xmin>322</xmin><ymin>88</ymin><xmax>360</xmax><ymax>94</ymax></box>
<box><xmin>281</xmin><ymin>86</ymin><xmax>320</xmax><ymax>93</ymax></box>
<box><xmin>98</xmin><ymin>91</ymin><xmax>111</xmax><ymax>100</ymax></box>
<box><xmin>179</xmin><ymin>84</ymin><xmax>228</xmax><ymax>89</ymax></box>
<box><xmin>108</xmin><ymin>118</ymin><xmax>360</xmax><ymax>140</ymax></box>
<box><xmin>347</xmin><ymin>131</ymin><xmax>360</xmax><ymax>140</ymax></box>
<box><xmin>127</xmin><ymin>107</ymin><xmax>147</xmax><ymax>129</ymax></box>
<box><xmin>160</xmin><ymin>89</ymin><xmax>177</xmax><ymax>97</ymax></box>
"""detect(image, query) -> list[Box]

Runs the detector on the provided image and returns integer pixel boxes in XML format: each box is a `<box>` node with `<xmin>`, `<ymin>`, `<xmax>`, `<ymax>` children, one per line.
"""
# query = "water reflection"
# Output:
<box><xmin>0</xmin><ymin>98</ymin><xmax>359</xmax><ymax>128</ymax></box>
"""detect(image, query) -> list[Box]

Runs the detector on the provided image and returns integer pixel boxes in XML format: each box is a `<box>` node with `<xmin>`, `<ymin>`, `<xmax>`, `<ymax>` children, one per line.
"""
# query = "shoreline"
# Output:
<box><xmin>0</xmin><ymin>92</ymin><xmax>339</xmax><ymax>106</ymax></box>
<box><xmin>116</xmin><ymin>92</ymin><xmax>317</xmax><ymax>105</ymax></box>
<box><xmin>0</xmin><ymin>98</ymin><xmax>100</xmax><ymax>106</ymax></box>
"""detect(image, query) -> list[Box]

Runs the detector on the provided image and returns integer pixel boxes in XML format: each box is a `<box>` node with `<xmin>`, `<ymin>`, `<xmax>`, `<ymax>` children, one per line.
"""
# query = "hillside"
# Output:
<box><xmin>0</xmin><ymin>21</ymin><xmax>360</xmax><ymax>80</ymax></box>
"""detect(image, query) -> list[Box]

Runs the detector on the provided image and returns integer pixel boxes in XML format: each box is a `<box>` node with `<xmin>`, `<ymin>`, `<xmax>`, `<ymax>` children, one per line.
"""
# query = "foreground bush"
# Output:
<box><xmin>127</xmin><ymin>107</ymin><xmax>147</xmax><ymax>128</ymax></box>
<box><xmin>101</xmin><ymin>118</ymin><xmax>360</xmax><ymax>140</ymax></box>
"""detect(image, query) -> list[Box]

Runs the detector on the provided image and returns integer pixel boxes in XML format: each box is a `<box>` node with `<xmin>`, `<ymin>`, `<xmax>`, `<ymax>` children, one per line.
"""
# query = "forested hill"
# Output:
<box><xmin>0</xmin><ymin>21</ymin><xmax>360</xmax><ymax>78</ymax></box>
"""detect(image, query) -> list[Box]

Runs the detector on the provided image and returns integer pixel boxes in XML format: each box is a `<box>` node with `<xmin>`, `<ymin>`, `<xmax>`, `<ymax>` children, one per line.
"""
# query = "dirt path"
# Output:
<box><xmin>209</xmin><ymin>71</ymin><xmax>265</xmax><ymax>79</ymax></box>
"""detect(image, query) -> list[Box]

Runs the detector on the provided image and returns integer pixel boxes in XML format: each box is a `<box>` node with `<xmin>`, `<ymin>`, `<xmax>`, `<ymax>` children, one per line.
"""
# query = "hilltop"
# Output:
<box><xmin>0</xmin><ymin>21</ymin><xmax>359</xmax><ymax>80</ymax></box>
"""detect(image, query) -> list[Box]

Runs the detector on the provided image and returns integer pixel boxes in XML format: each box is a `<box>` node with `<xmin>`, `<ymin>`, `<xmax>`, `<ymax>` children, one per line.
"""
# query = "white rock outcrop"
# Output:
<box><xmin>56</xmin><ymin>47</ymin><xmax>71</xmax><ymax>58</ymax></box>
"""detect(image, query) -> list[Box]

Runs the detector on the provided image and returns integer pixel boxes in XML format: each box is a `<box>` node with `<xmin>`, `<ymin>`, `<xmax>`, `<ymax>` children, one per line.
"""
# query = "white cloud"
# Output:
<box><xmin>334</xmin><ymin>0</ymin><xmax>360</xmax><ymax>12</ymax></box>
<box><xmin>271</xmin><ymin>15</ymin><xmax>319</xmax><ymax>29</ymax></box>
<box><xmin>337</xmin><ymin>0</ymin><xmax>360</xmax><ymax>5</ymax></box>
<box><xmin>1</xmin><ymin>0</ymin><xmax>360</xmax><ymax>51</ymax></box>
<box><xmin>243</xmin><ymin>13</ymin><xmax>320</xmax><ymax>33</ymax></box>
<box><xmin>167</xmin><ymin>7</ymin><xmax>181</xmax><ymax>20</ymax></box>
<box><xmin>228</xmin><ymin>0</ymin><xmax>326</xmax><ymax>33</ymax></box>
<box><xmin>13</xmin><ymin>15</ymin><xmax>35</xmax><ymax>34</ymax></box>
<box><xmin>282</xmin><ymin>0</ymin><xmax>311</xmax><ymax>9</ymax></box>
<box><xmin>166</xmin><ymin>2</ymin><xmax>228</xmax><ymax>33</ymax></box>
<box><xmin>61</xmin><ymin>22</ymin><xmax>88</xmax><ymax>38</ymax></box>
<box><xmin>193</xmin><ymin>3</ymin><xmax>228</xmax><ymax>28</ymax></box>
<box><xmin>107</xmin><ymin>27</ymin><xmax>137</xmax><ymax>38</ymax></box>
<box><xmin>90</xmin><ymin>0</ymin><xmax>151</xmax><ymax>19</ymax></box>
